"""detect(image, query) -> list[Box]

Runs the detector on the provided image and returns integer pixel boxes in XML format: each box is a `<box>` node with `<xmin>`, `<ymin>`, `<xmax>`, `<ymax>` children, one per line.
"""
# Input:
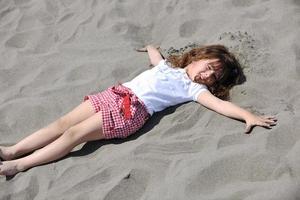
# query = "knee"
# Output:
<box><xmin>56</xmin><ymin>117</ymin><xmax>71</xmax><ymax>132</ymax></box>
<box><xmin>62</xmin><ymin>126</ymin><xmax>80</xmax><ymax>141</ymax></box>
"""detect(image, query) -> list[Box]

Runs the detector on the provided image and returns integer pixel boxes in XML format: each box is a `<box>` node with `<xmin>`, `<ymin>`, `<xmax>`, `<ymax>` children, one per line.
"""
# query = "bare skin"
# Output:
<box><xmin>0</xmin><ymin>100</ymin><xmax>104</xmax><ymax>176</ymax></box>
<box><xmin>185</xmin><ymin>58</ymin><xmax>223</xmax><ymax>86</ymax></box>
<box><xmin>0</xmin><ymin>44</ymin><xmax>278</xmax><ymax>176</ymax></box>
<box><xmin>0</xmin><ymin>147</ymin><xmax>14</xmax><ymax>161</ymax></box>
<box><xmin>184</xmin><ymin>58</ymin><xmax>277</xmax><ymax>132</ymax></box>
<box><xmin>141</xmin><ymin>45</ymin><xmax>277</xmax><ymax>132</ymax></box>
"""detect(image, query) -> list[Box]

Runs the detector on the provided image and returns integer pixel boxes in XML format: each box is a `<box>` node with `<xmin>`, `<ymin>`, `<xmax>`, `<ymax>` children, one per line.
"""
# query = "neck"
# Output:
<box><xmin>184</xmin><ymin>64</ymin><xmax>193</xmax><ymax>81</ymax></box>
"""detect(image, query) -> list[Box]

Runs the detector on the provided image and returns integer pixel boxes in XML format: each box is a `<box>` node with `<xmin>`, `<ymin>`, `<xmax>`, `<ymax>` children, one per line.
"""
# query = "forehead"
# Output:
<box><xmin>196</xmin><ymin>59</ymin><xmax>222</xmax><ymax>67</ymax></box>
<box><xmin>208</xmin><ymin>59</ymin><xmax>222</xmax><ymax>67</ymax></box>
<box><xmin>207</xmin><ymin>58</ymin><xmax>220</xmax><ymax>63</ymax></box>
<box><xmin>205</xmin><ymin>59</ymin><xmax>224</xmax><ymax>79</ymax></box>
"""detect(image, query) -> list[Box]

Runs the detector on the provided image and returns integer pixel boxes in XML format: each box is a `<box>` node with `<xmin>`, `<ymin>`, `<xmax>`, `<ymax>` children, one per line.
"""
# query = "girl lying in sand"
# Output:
<box><xmin>0</xmin><ymin>44</ymin><xmax>277</xmax><ymax>176</ymax></box>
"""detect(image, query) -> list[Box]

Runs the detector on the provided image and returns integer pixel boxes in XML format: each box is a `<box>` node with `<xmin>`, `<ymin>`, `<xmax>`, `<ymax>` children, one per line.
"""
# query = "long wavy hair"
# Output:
<box><xmin>166</xmin><ymin>44</ymin><xmax>244</xmax><ymax>99</ymax></box>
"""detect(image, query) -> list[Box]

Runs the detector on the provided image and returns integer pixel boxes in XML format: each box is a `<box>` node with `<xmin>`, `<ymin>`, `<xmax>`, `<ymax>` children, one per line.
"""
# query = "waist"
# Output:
<box><xmin>110</xmin><ymin>84</ymin><xmax>150</xmax><ymax>114</ymax></box>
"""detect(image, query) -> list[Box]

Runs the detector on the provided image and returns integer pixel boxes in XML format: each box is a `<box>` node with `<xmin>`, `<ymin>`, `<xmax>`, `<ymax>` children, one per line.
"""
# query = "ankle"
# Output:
<box><xmin>7</xmin><ymin>146</ymin><xmax>18</xmax><ymax>159</ymax></box>
<box><xmin>15</xmin><ymin>160</ymin><xmax>27</xmax><ymax>172</ymax></box>
<box><xmin>0</xmin><ymin>146</ymin><xmax>17</xmax><ymax>160</ymax></box>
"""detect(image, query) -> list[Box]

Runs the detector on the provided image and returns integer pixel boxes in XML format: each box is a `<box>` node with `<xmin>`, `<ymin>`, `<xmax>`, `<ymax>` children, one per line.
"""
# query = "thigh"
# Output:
<box><xmin>60</xmin><ymin>100</ymin><xmax>95</xmax><ymax>129</ymax></box>
<box><xmin>69</xmin><ymin>112</ymin><xmax>105</xmax><ymax>144</ymax></box>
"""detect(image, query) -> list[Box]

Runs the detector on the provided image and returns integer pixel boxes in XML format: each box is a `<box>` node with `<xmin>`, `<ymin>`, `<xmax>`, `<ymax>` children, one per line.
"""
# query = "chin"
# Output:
<box><xmin>195</xmin><ymin>79</ymin><xmax>214</xmax><ymax>87</ymax></box>
<box><xmin>194</xmin><ymin>78</ymin><xmax>206</xmax><ymax>85</ymax></box>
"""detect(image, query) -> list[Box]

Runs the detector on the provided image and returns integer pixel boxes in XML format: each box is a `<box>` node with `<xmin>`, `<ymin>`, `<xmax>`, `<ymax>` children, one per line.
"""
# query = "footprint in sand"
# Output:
<box><xmin>5</xmin><ymin>33</ymin><xmax>29</xmax><ymax>48</ymax></box>
<box><xmin>231</xmin><ymin>0</ymin><xmax>256</xmax><ymax>7</ymax></box>
<box><xmin>57</xmin><ymin>13</ymin><xmax>75</xmax><ymax>24</ymax></box>
<box><xmin>179</xmin><ymin>19</ymin><xmax>202</xmax><ymax>38</ymax></box>
<box><xmin>112</xmin><ymin>22</ymin><xmax>153</xmax><ymax>45</ymax></box>
<box><xmin>217</xmin><ymin>133</ymin><xmax>248</xmax><ymax>149</ymax></box>
<box><xmin>266</xmin><ymin>124</ymin><xmax>299</xmax><ymax>156</ymax></box>
<box><xmin>1</xmin><ymin>175</ymin><xmax>39</xmax><ymax>199</ymax></box>
<box><xmin>165</xmin><ymin>0</ymin><xmax>179</xmax><ymax>14</ymax></box>
<box><xmin>185</xmin><ymin>153</ymin><xmax>279</xmax><ymax>196</ymax></box>
<box><xmin>50</xmin><ymin>165</ymin><xmax>113</xmax><ymax>195</ymax></box>
<box><xmin>103</xmin><ymin>169</ymin><xmax>149</xmax><ymax>200</ymax></box>
<box><xmin>293</xmin><ymin>44</ymin><xmax>300</xmax><ymax>78</ymax></box>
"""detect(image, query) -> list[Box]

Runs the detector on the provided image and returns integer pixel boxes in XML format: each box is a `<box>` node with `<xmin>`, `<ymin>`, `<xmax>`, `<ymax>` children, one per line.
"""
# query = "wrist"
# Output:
<box><xmin>243</xmin><ymin>112</ymin><xmax>256</xmax><ymax>122</ymax></box>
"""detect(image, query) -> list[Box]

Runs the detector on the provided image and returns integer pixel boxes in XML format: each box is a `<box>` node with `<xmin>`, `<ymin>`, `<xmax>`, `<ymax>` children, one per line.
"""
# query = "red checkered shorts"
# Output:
<box><xmin>84</xmin><ymin>84</ymin><xmax>150</xmax><ymax>139</ymax></box>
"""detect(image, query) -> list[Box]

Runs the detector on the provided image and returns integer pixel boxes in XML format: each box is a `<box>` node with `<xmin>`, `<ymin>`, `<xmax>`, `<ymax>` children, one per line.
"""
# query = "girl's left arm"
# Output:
<box><xmin>197</xmin><ymin>91</ymin><xmax>277</xmax><ymax>133</ymax></box>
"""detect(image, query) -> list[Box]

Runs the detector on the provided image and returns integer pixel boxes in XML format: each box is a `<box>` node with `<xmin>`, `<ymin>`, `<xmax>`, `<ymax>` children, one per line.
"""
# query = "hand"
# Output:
<box><xmin>135</xmin><ymin>45</ymin><xmax>160</xmax><ymax>52</ymax></box>
<box><xmin>245</xmin><ymin>115</ymin><xmax>277</xmax><ymax>133</ymax></box>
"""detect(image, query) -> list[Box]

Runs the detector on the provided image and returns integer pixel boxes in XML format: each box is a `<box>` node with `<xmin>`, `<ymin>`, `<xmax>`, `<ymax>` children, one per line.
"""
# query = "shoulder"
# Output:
<box><xmin>154</xmin><ymin>59</ymin><xmax>173</xmax><ymax>71</ymax></box>
<box><xmin>157</xmin><ymin>59</ymin><xmax>166</xmax><ymax>66</ymax></box>
<box><xmin>189</xmin><ymin>82</ymin><xmax>208</xmax><ymax>101</ymax></box>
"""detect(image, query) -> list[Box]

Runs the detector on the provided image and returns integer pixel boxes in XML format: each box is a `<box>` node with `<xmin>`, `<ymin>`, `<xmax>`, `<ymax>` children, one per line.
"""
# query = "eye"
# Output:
<box><xmin>207</xmin><ymin>64</ymin><xmax>213</xmax><ymax>70</ymax></box>
<box><xmin>207</xmin><ymin>64</ymin><xmax>219</xmax><ymax>81</ymax></box>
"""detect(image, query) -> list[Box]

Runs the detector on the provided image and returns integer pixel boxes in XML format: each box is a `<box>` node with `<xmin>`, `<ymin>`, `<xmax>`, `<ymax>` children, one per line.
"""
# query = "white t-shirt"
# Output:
<box><xmin>123</xmin><ymin>59</ymin><xmax>208</xmax><ymax>115</ymax></box>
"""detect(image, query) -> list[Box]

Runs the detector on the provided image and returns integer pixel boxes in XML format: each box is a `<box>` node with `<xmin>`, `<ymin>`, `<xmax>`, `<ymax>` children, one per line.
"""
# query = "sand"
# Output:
<box><xmin>1</xmin><ymin>0</ymin><xmax>300</xmax><ymax>199</ymax></box>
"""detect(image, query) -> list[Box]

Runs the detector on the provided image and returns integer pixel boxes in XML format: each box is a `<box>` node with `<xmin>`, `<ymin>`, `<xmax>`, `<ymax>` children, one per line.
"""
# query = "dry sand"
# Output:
<box><xmin>1</xmin><ymin>0</ymin><xmax>300</xmax><ymax>199</ymax></box>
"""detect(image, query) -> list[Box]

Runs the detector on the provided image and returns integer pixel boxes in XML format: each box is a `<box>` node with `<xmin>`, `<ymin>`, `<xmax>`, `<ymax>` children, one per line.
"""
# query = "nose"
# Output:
<box><xmin>202</xmin><ymin>70</ymin><xmax>214</xmax><ymax>79</ymax></box>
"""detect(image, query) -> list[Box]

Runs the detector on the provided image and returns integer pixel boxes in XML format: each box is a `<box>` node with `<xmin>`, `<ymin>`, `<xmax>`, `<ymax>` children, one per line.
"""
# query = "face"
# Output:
<box><xmin>186</xmin><ymin>59</ymin><xmax>223</xmax><ymax>86</ymax></box>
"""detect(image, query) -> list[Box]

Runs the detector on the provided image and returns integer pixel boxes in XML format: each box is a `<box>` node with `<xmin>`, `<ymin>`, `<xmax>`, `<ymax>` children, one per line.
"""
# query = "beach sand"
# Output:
<box><xmin>0</xmin><ymin>0</ymin><xmax>300</xmax><ymax>199</ymax></box>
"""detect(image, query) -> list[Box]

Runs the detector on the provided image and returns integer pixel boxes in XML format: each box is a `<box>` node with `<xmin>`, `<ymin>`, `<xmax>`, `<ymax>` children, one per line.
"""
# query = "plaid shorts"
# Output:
<box><xmin>84</xmin><ymin>84</ymin><xmax>150</xmax><ymax>139</ymax></box>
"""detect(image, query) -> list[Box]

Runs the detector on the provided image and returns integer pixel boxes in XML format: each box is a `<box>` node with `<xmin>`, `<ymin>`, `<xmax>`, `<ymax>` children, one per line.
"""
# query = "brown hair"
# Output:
<box><xmin>166</xmin><ymin>44</ymin><xmax>244</xmax><ymax>99</ymax></box>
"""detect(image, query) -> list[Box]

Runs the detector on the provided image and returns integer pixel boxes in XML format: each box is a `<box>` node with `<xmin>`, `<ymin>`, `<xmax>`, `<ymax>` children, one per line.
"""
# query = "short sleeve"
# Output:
<box><xmin>190</xmin><ymin>82</ymin><xmax>208</xmax><ymax>101</ymax></box>
<box><xmin>157</xmin><ymin>59</ymin><xmax>166</xmax><ymax>67</ymax></box>
<box><xmin>155</xmin><ymin>59</ymin><xmax>174</xmax><ymax>70</ymax></box>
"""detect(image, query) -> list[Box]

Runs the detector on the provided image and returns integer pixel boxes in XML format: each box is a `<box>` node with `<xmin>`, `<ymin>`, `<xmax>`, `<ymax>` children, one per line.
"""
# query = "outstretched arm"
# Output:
<box><xmin>136</xmin><ymin>45</ymin><xmax>163</xmax><ymax>67</ymax></box>
<box><xmin>197</xmin><ymin>90</ymin><xmax>277</xmax><ymax>133</ymax></box>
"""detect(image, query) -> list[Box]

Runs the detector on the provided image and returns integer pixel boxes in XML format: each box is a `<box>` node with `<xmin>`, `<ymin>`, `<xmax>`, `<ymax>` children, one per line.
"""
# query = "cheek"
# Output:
<box><xmin>202</xmin><ymin>77</ymin><xmax>216</xmax><ymax>86</ymax></box>
<box><xmin>194</xmin><ymin>74</ymin><xmax>201</xmax><ymax>82</ymax></box>
<box><xmin>194</xmin><ymin>75</ymin><xmax>214</xmax><ymax>86</ymax></box>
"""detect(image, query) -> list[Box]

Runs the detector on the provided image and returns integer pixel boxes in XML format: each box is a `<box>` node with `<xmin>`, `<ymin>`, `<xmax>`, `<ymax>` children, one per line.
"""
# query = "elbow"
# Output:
<box><xmin>151</xmin><ymin>59</ymin><xmax>162</xmax><ymax>67</ymax></box>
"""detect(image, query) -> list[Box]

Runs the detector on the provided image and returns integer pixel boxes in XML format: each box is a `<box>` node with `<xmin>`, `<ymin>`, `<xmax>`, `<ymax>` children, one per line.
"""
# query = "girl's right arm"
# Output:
<box><xmin>136</xmin><ymin>45</ymin><xmax>163</xmax><ymax>66</ymax></box>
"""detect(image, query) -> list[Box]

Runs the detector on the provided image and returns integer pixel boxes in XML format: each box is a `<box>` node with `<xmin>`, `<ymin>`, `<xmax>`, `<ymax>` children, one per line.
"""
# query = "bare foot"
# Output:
<box><xmin>0</xmin><ymin>146</ymin><xmax>15</xmax><ymax>161</ymax></box>
<box><xmin>0</xmin><ymin>160</ymin><xmax>23</xmax><ymax>176</ymax></box>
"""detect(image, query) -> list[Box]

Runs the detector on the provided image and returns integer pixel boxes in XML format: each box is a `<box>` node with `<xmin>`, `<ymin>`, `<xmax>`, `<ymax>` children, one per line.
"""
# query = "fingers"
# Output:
<box><xmin>245</xmin><ymin>124</ymin><xmax>252</xmax><ymax>133</ymax></box>
<box><xmin>259</xmin><ymin>121</ymin><xmax>272</xmax><ymax>129</ymax></box>
<box><xmin>245</xmin><ymin>115</ymin><xmax>278</xmax><ymax>133</ymax></box>
<box><xmin>262</xmin><ymin>119</ymin><xmax>277</xmax><ymax>126</ymax></box>
<box><xmin>263</xmin><ymin>118</ymin><xmax>276</xmax><ymax>123</ymax></box>
<box><xmin>262</xmin><ymin>115</ymin><xmax>277</xmax><ymax>121</ymax></box>
<box><xmin>135</xmin><ymin>47</ymin><xmax>147</xmax><ymax>52</ymax></box>
<box><xmin>245</xmin><ymin>122</ymin><xmax>269</xmax><ymax>134</ymax></box>
<box><xmin>135</xmin><ymin>45</ymin><xmax>160</xmax><ymax>52</ymax></box>
<box><xmin>257</xmin><ymin>118</ymin><xmax>274</xmax><ymax>128</ymax></box>
<box><xmin>260</xmin><ymin>116</ymin><xmax>277</xmax><ymax>126</ymax></box>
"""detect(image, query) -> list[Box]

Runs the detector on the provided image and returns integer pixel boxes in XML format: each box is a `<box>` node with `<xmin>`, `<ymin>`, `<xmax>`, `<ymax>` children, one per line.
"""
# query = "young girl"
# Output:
<box><xmin>0</xmin><ymin>44</ymin><xmax>277</xmax><ymax>176</ymax></box>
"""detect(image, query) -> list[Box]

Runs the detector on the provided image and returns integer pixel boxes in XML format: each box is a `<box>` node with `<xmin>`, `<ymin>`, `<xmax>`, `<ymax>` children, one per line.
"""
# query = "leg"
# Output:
<box><xmin>0</xmin><ymin>112</ymin><xmax>105</xmax><ymax>176</ymax></box>
<box><xmin>0</xmin><ymin>100</ymin><xmax>95</xmax><ymax>161</ymax></box>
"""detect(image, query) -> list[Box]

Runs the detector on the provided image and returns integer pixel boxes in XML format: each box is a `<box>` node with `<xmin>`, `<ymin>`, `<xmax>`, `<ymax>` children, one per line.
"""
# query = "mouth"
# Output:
<box><xmin>194</xmin><ymin>73</ymin><xmax>217</xmax><ymax>86</ymax></box>
<box><xmin>194</xmin><ymin>73</ymin><xmax>203</xmax><ymax>83</ymax></box>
